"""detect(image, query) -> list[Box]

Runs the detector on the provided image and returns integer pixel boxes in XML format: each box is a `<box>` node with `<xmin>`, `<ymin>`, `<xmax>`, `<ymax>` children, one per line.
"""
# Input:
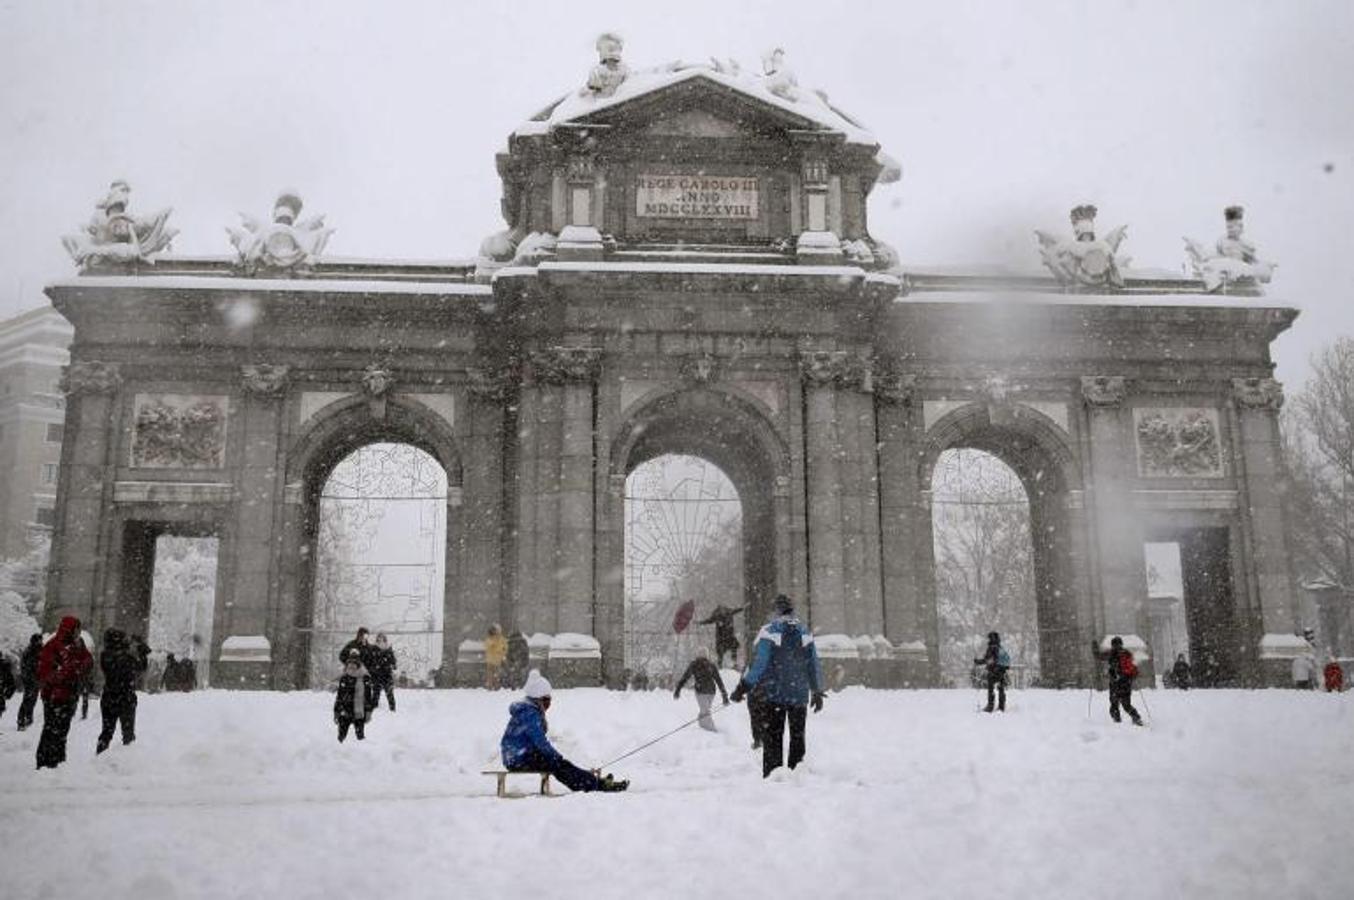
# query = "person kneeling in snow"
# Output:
<box><xmin>500</xmin><ymin>670</ymin><xmax>628</xmax><ymax>792</ymax></box>
<box><xmin>334</xmin><ymin>649</ymin><xmax>376</xmax><ymax>742</ymax></box>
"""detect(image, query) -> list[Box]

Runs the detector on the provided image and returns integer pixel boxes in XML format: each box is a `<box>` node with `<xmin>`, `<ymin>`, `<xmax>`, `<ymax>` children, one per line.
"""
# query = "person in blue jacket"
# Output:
<box><xmin>730</xmin><ymin>594</ymin><xmax>825</xmax><ymax>777</ymax></box>
<box><xmin>500</xmin><ymin>670</ymin><xmax>628</xmax><ymax>793</ymax></box>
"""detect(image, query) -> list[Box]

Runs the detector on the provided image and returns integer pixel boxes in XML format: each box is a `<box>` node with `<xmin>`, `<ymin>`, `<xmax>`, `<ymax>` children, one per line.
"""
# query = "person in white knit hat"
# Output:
<box><xmin>499</xmin><ymin>669</ymin><xmax>628</xmax><ymax>792</ymax></box>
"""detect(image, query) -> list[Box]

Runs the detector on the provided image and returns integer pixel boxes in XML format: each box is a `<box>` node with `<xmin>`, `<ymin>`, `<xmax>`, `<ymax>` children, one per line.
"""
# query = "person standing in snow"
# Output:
<box><xmin>0</xmin><ymin>653</ymin><xmax>15</xmax><ymax>725</ymax></box>
<box><xmin>697</xmin><ymin>604</ymin><xmax>746</xmax><ymax>668</ymax></box>
<box><xmin>35</xmin><ymin>616</ymin><xmax>94</xmax><ymax>769</ymax></box>
<box><xmin>674</xmin><ymin>647</ymin><xmax>729</xmax><ymax>731</ymax></box>
<box><xmin>334</xmin><ymin>649</ymin><xmax>376</xmax><ymax>742</ymax></box>
<box><xmin>504</xmin><ymin>629</ymin><xmax>530</xmax><ymax>690</ymax></box>
<box><xmin>339</xmin><ymin>626</ymin><xmax>376</xmax><ymax>671</ymax></box>
<box><xmin>1104</xmin><ymin>636</ymin><xmax>1143</xmax><ymax>726</ymax></box>
<box><xmin>1171</xmin><ymin>654</ymin><xmax>1192</xmax><ymax>690</ymax></box>
<box><xmin>973</xmin><ymin>631</ymin><xmax>1010</xmax><ymax>713</ymax></box>
<box><xmin>76</xmin><ymin>637</ymin><xmax>95</xmax><ymax>720</ymax></box>
<box><xmin>368</xmin><ymin>633</ymin><xmax>397</xmax><ymax>711</ymax></box>
<box><xmin>484</xmin><ymin>624</ymin><xmax>507</xmax><ymax>690</ymax></box>
<box><xmin>730</xmin><ymin>595</ymin><xmax>825</xmax><ymax>777</ymax></box>
<box><xmin>96</xmin><ymin>629</ymin><xmax>149</xmax><ymax>754</ymax></box>
<box><xmin>1322</xmin><ymin>656</ymin><xmax>1344</xmax><ymax>693</ymax></box>
<box><xmin>500</xmin><ymin>670</ymin><xmax>629</xmax><ymax>792</ymax></box>
<box><xmin>16</xmin><ymin>633</ymin><xmax>43</xmax><ymax>729</ymax></box>
<box><xmin>1292</xmin><ymin>649</ymin><xmax>1318</xmax><ymax>690</ymax></box>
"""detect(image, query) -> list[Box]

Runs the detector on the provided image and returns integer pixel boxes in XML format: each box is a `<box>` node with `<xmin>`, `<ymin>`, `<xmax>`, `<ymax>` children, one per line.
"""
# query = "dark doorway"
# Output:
<box><xmin>1145</xmin><ymin>527</ymin><xmax>1239</xmax><ymax>687</ymax></box>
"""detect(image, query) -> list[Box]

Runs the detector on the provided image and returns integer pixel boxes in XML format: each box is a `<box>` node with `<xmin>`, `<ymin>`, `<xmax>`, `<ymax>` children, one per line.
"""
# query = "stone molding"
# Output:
<box><xmin>1081</xmin><ymin>375</ymin><xmax>1128</xmax><ymax>407</ymax></box>
<box><xmin>1232</xmin><ymin>376</ymin><xmax>1284</xmax><ymax>411</ymax></box>
<box><xmin>240</xmin><ymin>364</ymin><xmax>290</xmax><ymax>398</ymax></box>
<box><xmin>61</xmin><ymin>360</ymin><xmax>122</xmax><ymax>396</ymax></box>
<box><xmin>527</xmin><ymin>346</ymin><xmax>603</xmax><ymax>385</ymax></box>
<box><xmin>113</xmin><ymin>481</ymin><xmax>234</xmax><ymax>505</ymax></box>
<box><xmin>798</xmin><ymin>350</ymin><xmax>873</xmax><ymax>392</ymax></box>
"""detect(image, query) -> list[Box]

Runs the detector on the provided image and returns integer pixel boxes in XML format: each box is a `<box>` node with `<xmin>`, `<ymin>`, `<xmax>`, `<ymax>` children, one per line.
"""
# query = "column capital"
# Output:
<box><xmin>1081</xmin><ymin>375</ymin><xmax>1128</xmax><ymax>407</ymax></box>
<box><xmin>1232</xmin><ymin>376</ymin><xmax>1284</xmax><ymax>411</ymax></box>
<box><xmin>526</xmin><ymin>346</ymin><xmax>602</xmax><ymax>385</ymax></box>
<box><xmin>798</xmin><ymin>350</ymin><xmax>873</xmax><ymax>392</ymax></box>
<box><xmin>466</xmin><ymin>365</ymin><xmax>514</xmax><ymax>402</ymax></box>
<box><xmin>240</xmin><ymin>363</ymin><xmax>290</xmax><ymax>398</ymax></box>
<box><xmin>61</xmin><ymin>360</ymin><xmax>122</xmax><ymax>396</ymax></box>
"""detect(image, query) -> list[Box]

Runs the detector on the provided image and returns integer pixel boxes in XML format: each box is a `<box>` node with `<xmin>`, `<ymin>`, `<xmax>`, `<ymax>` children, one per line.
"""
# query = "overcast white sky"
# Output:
<box><xmin>1</xmin><ymin>0</ymin><xmax>1351</xmax><ymax>386</ymax></box>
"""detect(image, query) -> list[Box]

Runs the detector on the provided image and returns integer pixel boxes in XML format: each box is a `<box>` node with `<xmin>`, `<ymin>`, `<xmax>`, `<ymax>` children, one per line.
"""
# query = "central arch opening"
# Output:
<box><xmin>624</xmin><ymin>454</ymin><xmax>742</xmax><ymax>685</ymax></box>
<box><xmin>307</xmin><ymin>442</ymin><xmax>447</xmax><ymax>687</ymax></box>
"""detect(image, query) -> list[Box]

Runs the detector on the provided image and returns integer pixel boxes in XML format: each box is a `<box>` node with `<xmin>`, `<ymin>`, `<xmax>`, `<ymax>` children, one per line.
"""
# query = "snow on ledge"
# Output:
<box><xmin>1259</xmin><ymin>633</ymin><xmax>1315</xmax><ymax>659</ymax></box>
<box><xmin>549</xmin><ymin>632</ymin><xmax>602</xmax><ymax>659</ymax></box>
<box><xmin>904</xmin><ymin>289</ymin><xmax>1294</xmax><ymax>311</ymax></box>
<box><xmin>456</xmin><ymin>639</ymin><xmax>485</xmax><ymax>660</ymax></box>
<box><xmin>815</xmin><ymin>634</ymin><xmax>860</xmax><ymax>658</ymax></box>
<box><xmin>48</xmin><ymin>275</ymin><xmax>492</xmax><ymax>296</ymax></box>
<box><xmin>219</xmin><ymin>635</ymin><xmax>271</xmax><ymax>662</ymax></box>
<box><xmin>538</xmin><ymin>260</ymin><xmax>870</xmax><ymax>278</ymax></box>
<box><xmin>527</xmin><ymin>633</ymin><xmax>554</xmax><ymax>652</ymax></box>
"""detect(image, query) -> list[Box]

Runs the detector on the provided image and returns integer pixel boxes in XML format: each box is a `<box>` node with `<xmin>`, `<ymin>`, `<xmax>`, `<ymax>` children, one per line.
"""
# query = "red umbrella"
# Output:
<box><xmin>672</xmin><ymin>599</ymin><xmax>696</xmax><ymax>634</ymax></box>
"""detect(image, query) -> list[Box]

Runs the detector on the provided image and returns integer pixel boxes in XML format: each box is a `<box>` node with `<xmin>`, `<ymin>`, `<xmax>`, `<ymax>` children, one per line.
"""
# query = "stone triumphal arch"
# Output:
<box><xmin>45</xmin><ymin>41</ymin><xmax>1299</xmax><ymax>688</ymax></box>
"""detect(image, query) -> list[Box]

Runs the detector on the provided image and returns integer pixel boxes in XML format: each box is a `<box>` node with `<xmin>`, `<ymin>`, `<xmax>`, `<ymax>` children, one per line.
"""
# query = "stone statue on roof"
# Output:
<box><xmin>227</xmin><ymin>190</ymin><xmax>334</xmax><ymax>274</ymax></box>
<box><xmin>760</xmin><ymin>46</ymin><xmax>800</xmax><ymax>101</ymax></box>
<box><xmin>1183</xmin><ymin>205</ymin><xmax>1275</xmax><ymax>292</ymax></box>
<box><xmin>1035</xmin><ymin>204</ymin><xmax>1129</xmax><ymax>288</ymax></box>
<box><xmin>61</xmin><ymin>180</ymin><xmax>177</xmax><ymax>269</ymax></box>
<box><xmin>584</xmin><ymin>32</ymin><xmax>629</xmax><ymax>98</ymax></box>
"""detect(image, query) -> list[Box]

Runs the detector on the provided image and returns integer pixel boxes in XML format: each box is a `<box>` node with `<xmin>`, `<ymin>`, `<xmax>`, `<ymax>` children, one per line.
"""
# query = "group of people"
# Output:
<box><xmin>975</xmin><ymin>631</ymin><xmax>1145</xmax><ymax>725</ymax></box>
<box><xmin>482</xmin><ymin>624</ymin><xmax>530</xmax><ymax>690</ymax></box>
<box><xmin>330</xmin><ymin>627</ymin><xmax>398</xmax><ymax>742</ymax></box>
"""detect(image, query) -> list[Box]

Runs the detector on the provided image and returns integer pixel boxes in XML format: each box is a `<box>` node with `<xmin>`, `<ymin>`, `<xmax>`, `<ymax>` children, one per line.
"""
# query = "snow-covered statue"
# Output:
<box><xmin>227</xmin><ymin>190</ymin><xmax>333</xmax><ymax>273</ymax></box>
<box><xmin>1035</xmin><ymin>204</ymin><xmax>1128</xmax><ymax>288</ymax></box>
<box><xmin>1183</xmin><ymin>205</ymin><xmax>1275</xmax><ymax>292</ymax></box>
<box><xmin>760</xmin><ymin>46</ymin><xmax>800</xmax><ymax>101</ymax></box>
<box><xmin>61</xmin><ymin>180</ymin><xmax>177</xmax><ymax>269</ymax></box>
<box><xmin>584</xmin><ymin>32</ymin><xmax>628</xmax><ymax>97</ymax></box>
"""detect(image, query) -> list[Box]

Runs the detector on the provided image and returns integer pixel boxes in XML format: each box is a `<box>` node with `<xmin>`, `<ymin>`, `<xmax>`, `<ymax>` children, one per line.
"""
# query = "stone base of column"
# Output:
<box><xmin>1258</xmin><ymin>633</ymin><xmax>1316</xmax><ymax>688</ymax></box>
<box><xmin>547</xmin><ymin>633</ymin><xmax>602</xmax><ymax>687</ymax></box>
<box><xmin>555</xmin><ymin>225</ymin><xmax>605</xmax><ymax>262</ymax></box>
<box><xmin>215</xmin><ymin>635</ymin><xmax>273</xmax><ymax>690</ymax></box>
<box><xmin>796</xmin><ymin>230</ymin><xmax>844</xmax><ymax>265</ymax></box>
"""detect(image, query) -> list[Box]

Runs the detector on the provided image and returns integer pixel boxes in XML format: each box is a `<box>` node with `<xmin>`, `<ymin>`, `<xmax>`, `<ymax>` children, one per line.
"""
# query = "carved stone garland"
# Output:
<box><xmin>61</xmin><ymin>360</ymin><xmax>122</xmax><ymax>396</ymax></box>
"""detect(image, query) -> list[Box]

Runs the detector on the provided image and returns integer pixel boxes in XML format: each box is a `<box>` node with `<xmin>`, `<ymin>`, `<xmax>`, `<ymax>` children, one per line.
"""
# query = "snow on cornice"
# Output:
<box><xmin>514</xmin><ymin>63</ymin><xmax>879</xmax><ymax>149</ymax></box>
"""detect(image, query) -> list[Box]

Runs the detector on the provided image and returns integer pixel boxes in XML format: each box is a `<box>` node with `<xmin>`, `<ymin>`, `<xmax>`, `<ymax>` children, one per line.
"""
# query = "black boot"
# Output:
<box><xmin>598</xmin><ymin>774</ymin><xmax>629</xmax><ymax>793</ymax></box>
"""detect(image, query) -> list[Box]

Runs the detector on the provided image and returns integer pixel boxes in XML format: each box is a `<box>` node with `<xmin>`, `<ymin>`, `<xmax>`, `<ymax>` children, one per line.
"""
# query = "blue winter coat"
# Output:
<box><xmin>740</xmin><ymin>615</ymin><xmax>823</xmax><ymax>707</ymax></box>
<box><xmin>501</xmin><ymin>699</ymin><xmax>562</xmax><ymax>769</ymax></box>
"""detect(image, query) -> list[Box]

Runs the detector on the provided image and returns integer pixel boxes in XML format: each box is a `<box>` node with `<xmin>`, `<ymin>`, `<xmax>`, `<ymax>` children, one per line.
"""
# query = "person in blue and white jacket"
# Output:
<box><xmin>500</xmin><ymin>670</ymin><xmax>628</xmax><ymax>793</ymax></box>
<box><xmin>730</xmin><ymin>594</ymin><xmax>825</xmax><ymax>777</ymax></box>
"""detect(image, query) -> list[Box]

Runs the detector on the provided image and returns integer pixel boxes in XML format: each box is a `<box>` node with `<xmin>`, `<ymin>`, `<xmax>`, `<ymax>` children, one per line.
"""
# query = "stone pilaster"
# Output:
<box><xmin>48</xmin><ymin>360</ymin><xmax>122</xmax><ymax>631</ymax></box>
<box><xmin>1231</xmin><ymin>377</ymin><xmax>1297</xmax><ymax>638</ymax></box>
<box><xmin>455</xmin><ymin>368</ymin><xmax>510</xmax><ymax>657</ymax></box>
<box><xmin>1080</xmin><ymin>375</ymin><xmax>1147</xmax><ymax>637</ymax></box>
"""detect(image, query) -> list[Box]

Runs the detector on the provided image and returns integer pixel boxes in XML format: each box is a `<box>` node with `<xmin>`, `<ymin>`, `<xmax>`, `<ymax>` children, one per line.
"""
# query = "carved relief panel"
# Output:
<box><xmin>130</xmin><ymin>394</ymin><xmax>229</xmax><ymax>469</ymax></box>
<box><xmin>1133</xmin><ymin>407</ymin><xmax>1224</xmax><ymax>478</ymax></box>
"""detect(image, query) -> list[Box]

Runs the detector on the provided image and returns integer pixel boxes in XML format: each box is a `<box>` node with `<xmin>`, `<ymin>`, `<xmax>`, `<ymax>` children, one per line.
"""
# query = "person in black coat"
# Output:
<box><xmin>505</xmin><ymin>629</ymin><xmax>530</xmax><ymax>690</ymax></box>
<box><xmin>674</xmin><ymin>647</ymin><xmax>729</xmax><ymax>731</ymax></box>
<box><xmin>0</xmin><ymin>653</ymin><xmax>15</xmax><ymax>725</ymax></box>
<box><xmin>96</xmin><ymin>629</ymin><xmax>149</xmax><ymax>753</ymax></box>
<box><xmin>338</xmin><ymin>627</ymin><xmax>376</xmax><ymax>670</ymax></box>
<box><xmin>368</xmin><ymin>632</ymin><xmax>397</xmax><ymax>711</ymax></box>
<box><xmin>1104</xmin><ymin>636</ymin><xmax>1143</xmax><ymax>726</ymax></box>
<box><xmin>973</xmin><ymin>631</ymin><xmax>1009</xmax><ymax>713</ymax></box>
<box><xmin>1171</xmin><ymin>654</ymin><xmax>1191</xmax><ymax>690</ymax></box>
<box><xmin>334</xmin><ymin>650</ymin><xmax>376</xmax><ymax>742</ymax></box>
<box><xmin>16</xmin><ymin>633</ymin><xmax>42</xmax><ymax>730</ymax></box>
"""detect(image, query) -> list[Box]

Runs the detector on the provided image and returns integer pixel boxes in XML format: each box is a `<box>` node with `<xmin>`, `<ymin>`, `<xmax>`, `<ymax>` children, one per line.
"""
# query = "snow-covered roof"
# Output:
<box><xmin>517</xmin><ymin>63</ymin><xmax>880</xmax><ymax>149</ymax></box>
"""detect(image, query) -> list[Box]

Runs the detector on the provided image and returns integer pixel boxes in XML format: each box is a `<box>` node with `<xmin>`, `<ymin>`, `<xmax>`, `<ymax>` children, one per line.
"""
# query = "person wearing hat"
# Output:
<box><xmin>339</xmin><ymin>627</ymin><xmax>375</xmax><ymax>670</ymax></box>
<box><xmin>730</xmin><ymin>595</ymin><xmax>825</xmax><ymax>777</ymax></box>
<box><xmin>334</xmin><ymin>649</ymin><xmax>376</xmax><ymax>742</ymax></box>
<box><xmin>674</xmin><ymin>646</ymin><xmax>729</xmax><ymax>731</ymax></box>
<box><xmin>500</xmin><ymin>670</ymin><xmax>628</xmax><ymax>792</ymax></box>
<box><xmin>35</xmin><ymin>616</ymin><xmax>94</xmax><ymax>769</ymax></box>
<box><xmin>1104</xmin><ymin>636</ymin><xmax>1143</xmax><ymax>726</ymax></box>
<box><xmin>973</xmin><ymin>631</ymin><xmax>1011</xmax><ymax>713</ymax></box>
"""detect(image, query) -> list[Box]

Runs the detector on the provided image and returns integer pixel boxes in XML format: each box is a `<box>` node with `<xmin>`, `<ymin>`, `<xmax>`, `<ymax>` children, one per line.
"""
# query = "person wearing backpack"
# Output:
<box><xmin>1105</xmin><ymin>636</ymin><xmax>1143</xmax><ymax>726</ymax></box>
<box><xmin>973</xmin><ymin>631</ymin><xmax>1011</xmax><ymax>713</ymax></box>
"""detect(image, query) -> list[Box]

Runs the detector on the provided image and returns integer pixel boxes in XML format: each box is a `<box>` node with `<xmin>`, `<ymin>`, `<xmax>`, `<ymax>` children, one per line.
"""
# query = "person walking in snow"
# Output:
<box><xmin>1104</xmin><ymin>636</ymin><xmax>1143</xmax><ymax>726</ymax></box>
<box><xmin>484</xmin><ymin>624</ymin><xmax>507</xmax><ymax>690</ymax></box>
<box><xmin>973</xmin><ymin>631</ymin><xmax>1010</xmax><ymax>713</ymax></box>
<box><xmin>368</xmin><ymin>632</ymin><xmax>397</xmax><ymax>711</ymax></box>
<box><xmin>76</xmin><ymin>637</ymin><xmax>95</xmax><ymax>720</ymax></box>
<box><xmin>1323</xmin><ymin>656</ymin><xmax>1344</xmax><ymax>693</ymax></box>
<box><xmin>1171</xmin><ymin>654</ymin><xmax>1192</xmax><ymax>690</ymax></box>
<box><xmin>96</xmin><ymin>629</ymin><xmax>149</xmax><ymax>754</ymax></box>
<box><xmin>500</xmin><ymin>670</ymin><xmax>629</xmax><ymax>792</ymax></box>
<box><xmin>505</xmin><ymin>629</ymin><xmax>530</xmax><ymax>690</ymax></box>
<box><xmin>35</xmin><ymin>616</ymin><xmax>94</xmax><ymax>769</ymax></box>
<box><xmin>16</xmin><ymin>633</ymin><xmax>42</xmax><ymax>730</ymax></box>
<box><xmin>674</xmin><ymin>647</ymin><xmax>729</xmax><ymax>731</ymax></box>
<box><xmin>334</xmin><ymin>649</ymin><xmax>376</xmax><ymax>742</ymax></box>
<box><xmin>730</xmin><ymin>595</ymin><xmax>825</xmax><ymax>777</ymax></box>
<box><xmin>0</xmin><ymin>653</ymin><xmax>15</xmax><ymax>725</ymax></box>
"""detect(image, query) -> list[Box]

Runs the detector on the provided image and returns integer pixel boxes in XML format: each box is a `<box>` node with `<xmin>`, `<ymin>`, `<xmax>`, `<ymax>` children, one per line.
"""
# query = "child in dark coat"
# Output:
<box><xmin>334</xmin><ymin>650</ymin><xmax>376</xmax><ymax>742</ymax></box>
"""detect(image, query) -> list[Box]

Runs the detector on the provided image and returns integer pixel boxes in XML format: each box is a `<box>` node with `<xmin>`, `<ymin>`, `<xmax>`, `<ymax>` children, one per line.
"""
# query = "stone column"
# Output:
<box><xmin>1080</xmin><ymin>376</ymin><xmax>1148</xmax><ymax>637</ymax></box>
<box><xmin>48</xmin><ymin>360</ymin><xmax>122</xmax><ymax>631</ymax></box>
<box><xmin>515</xmin><ymin>348</ymin><xmax>602</xmax><ymax>641</ymax></box>
<box><xmin>452</xmin><ymin>369</ymin><xmax>509</xmax><ymax>657</ymax></box>
<box><xmin>1232</xmin><ymin>377</ymin><xmax>1298</xmax><ymax>639</ymax></box>
<box><xmin>222</xmin><ymin>364</ymin><xmax>290</xmax><ymax>687</ymax></box>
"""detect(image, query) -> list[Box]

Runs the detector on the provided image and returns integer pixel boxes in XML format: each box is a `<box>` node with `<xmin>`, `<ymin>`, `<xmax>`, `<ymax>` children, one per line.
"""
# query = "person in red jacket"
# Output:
<box><xmin>35</xmin><ymin>616</ymin><xmax>94</xmax><ymax>770</ymax></box>
<box><xmin>1323</xmin><ymin>657</ymin><xmax>1345</xmax><ymax>693</ymax></box>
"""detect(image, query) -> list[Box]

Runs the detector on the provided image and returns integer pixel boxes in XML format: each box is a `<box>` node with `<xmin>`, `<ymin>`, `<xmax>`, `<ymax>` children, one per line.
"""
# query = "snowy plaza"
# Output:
<box><xmin>1</xmin><ymin>686</ymin><xmax>1351</xmax><ymax>899</ymax></box>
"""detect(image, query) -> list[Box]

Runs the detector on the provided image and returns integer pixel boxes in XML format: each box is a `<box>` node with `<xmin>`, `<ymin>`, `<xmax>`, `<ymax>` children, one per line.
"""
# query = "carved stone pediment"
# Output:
<box><xmin>1233</xmin><ymin>377</ymin><xmax>1284</xmax><ymax>411</ymax></box>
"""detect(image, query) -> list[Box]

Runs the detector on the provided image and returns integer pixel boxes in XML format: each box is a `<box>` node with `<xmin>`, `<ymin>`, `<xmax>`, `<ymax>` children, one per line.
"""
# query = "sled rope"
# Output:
<box><xmin>597</xmin><ymin>702</ymin><xmax>734</xmax><ymax>770</ymax></box>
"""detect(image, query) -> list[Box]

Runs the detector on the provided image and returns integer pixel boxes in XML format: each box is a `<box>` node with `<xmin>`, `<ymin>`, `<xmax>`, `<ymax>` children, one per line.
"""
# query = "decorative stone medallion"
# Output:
<box><xmin>1232</xmin><ymin>377</ymin><xmax>1284</xmax><ymax>411</ymax></box>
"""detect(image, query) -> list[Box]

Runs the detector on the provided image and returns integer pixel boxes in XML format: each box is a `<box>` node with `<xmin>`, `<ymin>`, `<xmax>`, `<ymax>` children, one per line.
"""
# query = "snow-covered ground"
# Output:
<box><xmin>2</xmin><ymin>686</ymin><xmax>1350</xmax><ymax>900</ymax></box>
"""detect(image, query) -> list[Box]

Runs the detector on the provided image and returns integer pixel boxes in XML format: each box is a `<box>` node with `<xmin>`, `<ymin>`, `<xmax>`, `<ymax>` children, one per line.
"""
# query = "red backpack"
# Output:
<box><xmin>1119</xmin><ymin>651</ymin><xmax>1139</xmax><ymax>679</ymax></box>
